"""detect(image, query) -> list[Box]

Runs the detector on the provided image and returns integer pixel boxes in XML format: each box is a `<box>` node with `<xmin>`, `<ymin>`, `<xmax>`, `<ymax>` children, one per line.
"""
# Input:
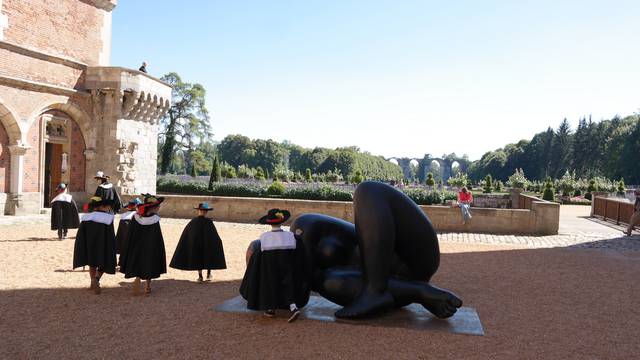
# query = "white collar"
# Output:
<box><xmin>51</xmin><ymin>193</ymin><xmax>72</xmax><ymax>203</ymax></box>
<box><xmin>81</xmin><ymin>211</ymin><xmax>114</xmax><ymax>225</ymax></box>
<box><xmin>99</xmin><ymin>183</ymin><xmax>113</xmax><ymax>189</ymax></box>
<box><xmin>134</xmin><ymin>214</ymin><xmax>161</xmax><ymax>225</ymax></box>
<box><xmin>121</xmin><ymin>211</ymin><xmax>136</xmax><ymax>220</ymax></box>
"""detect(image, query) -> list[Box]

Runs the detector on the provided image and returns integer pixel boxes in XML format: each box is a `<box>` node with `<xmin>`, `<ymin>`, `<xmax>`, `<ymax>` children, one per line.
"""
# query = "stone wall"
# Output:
<box><xmin>116</xmin><ymin>119</ymin><xmax>157</xmax><ymax>195</ymax></box>
<box><xmin>471</xmin><ymin>194</ymin><xmax>511</xmax><ymax>209</ymax></box>
<box><xmin>122</xmin><ymin>194</ymin><xmax>560</xmax><ymax>235</ymax></box>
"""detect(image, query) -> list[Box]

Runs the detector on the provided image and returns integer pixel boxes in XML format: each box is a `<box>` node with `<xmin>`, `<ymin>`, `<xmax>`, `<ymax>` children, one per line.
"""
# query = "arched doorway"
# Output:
<box><xmin>0</xmin><ymin>120</ymin><xmax>10</xmax><ymax>193</ymax></box>
<box><xmin>28</xmin><ymin>110</ymin><xmax>86</xmax><ymax>207</ymax></box>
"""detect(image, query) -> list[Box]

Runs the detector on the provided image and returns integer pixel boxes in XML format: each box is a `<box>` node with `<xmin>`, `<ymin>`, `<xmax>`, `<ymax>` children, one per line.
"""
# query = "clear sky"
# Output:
<box><xmin>111</xmin><ymin>0</ymin><xmax>640</xmax><ymax>160</ymax></box>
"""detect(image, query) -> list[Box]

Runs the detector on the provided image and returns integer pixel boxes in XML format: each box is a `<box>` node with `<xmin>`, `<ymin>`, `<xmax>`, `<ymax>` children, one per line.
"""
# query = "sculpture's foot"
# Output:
<box><xmin>419</xmin><ymin>285</ymin><xmax>462</xmax><ymax>319</ymax></box>
<box><xmin>335</xmin><ymin>290</ymin><xmax>394</xmax><ymax>319</ymax></box>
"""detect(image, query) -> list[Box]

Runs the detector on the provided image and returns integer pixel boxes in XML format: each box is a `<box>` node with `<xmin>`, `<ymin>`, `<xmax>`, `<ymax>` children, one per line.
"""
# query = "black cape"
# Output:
<box><xmin>239</xmin><ymin>239</ymin><xmax>310</xmax><ymax>310</ymax></box>
<box><xmin>170</xmin><ymin>216</ymin><xmax>227</xmax><ymax>271</ymax></box>
<box><xmin>51</xmin><ymin>200</ymin><xmax>80</xmax><ymax>230</ymax></box>
<box><xmin>94</xmin><ymin>183</ymin><xmax>122</xmax><ymax>213</ymax></box>
<box><xmin>119</xmin><ymin>216</ymin><xmax>167</xmax><ymax>279</ymax></box>
<box><xmin>115</xmin><ymin>213</ymin><xmax>135</xmax><ymax>255</ymax></box>
<box><xmin>73</xmin><ymin>216</ymin><xmax>117</xmax><ymax>274</ymax></box>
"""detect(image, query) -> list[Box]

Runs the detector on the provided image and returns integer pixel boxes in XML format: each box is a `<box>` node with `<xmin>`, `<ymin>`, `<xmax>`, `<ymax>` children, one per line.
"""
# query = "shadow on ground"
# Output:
<box><xmin>1</xmin><ymin>246</ymin><xmax>639</xmax><ymax>359</ymax></box>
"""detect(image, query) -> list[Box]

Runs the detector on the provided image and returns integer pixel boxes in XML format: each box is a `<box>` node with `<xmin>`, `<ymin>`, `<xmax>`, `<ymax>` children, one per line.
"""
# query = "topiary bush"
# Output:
<box><xmin>483</xmin><ymin>174</ymin><xmax>493</xmax><ymax>193</ymax></box>
<box><xmin>585</xmin><ymin>179</ymin><xmax>597</xmax><ymax>200</ymax></box>
<box><xmin>351</xmin><ymin>170</ymin><xmax>364</xmax><ymax>185</ymax></box>
<box><xmin>494</xmin><ymin>180</ymin><xmax>503</xmax><ymax>192</ymax></box>
<box><xmin>542</xmin><ymin>178</ymin><xmax>555</xmax><ymax>201</ymax></box>
<box><xmin>425</xmin><ymin>172</ymin><xmax>435</xmax><ymax>187</ymax></box>
<box><xmin>617</xmin><ymin>178</ymin><xmax>626</xmax><ymax>195</ymax></box>
<box><xmin>267</xmin><ymin>181</ymin><xmax>286</xmax><ymax>196</ymax></box>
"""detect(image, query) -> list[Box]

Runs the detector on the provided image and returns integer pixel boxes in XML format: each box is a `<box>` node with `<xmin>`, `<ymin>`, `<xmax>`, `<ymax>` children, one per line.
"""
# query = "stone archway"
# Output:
<box><xmin>26</xmin><ymin>101</ymin><xmax>96</xmax><ymax>150</ymax></box>
<box><xmin>0</xmin><ymin>100</ymin><xmax>22</xmax><ymax>145</ymax></box>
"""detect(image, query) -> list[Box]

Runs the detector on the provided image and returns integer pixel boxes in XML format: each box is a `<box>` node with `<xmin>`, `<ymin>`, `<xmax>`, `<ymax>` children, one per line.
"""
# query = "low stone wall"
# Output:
<box><xmin>123</xmin><ymin>194</ymin><xmax>559</xmax><ymax>235</ymax></box>
<box><xmin>471</xmin><ymin>194</ymin><xmax>511</xmax><ymax>209</ymax></box>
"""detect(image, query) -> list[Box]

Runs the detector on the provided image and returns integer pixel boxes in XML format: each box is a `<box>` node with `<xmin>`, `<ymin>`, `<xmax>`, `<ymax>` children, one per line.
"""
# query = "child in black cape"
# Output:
<box><xmin>50</xmin><ymin>183</ymin><xmax>80</xmax><ymax>240</ymax></box>
<box><xmin>239</xmin><ymin>209</ymin><xmax>303</xmax><ymax>323</ymax></box>
<box><xmin>93</xmin><ymin>171</ymin><xmax>122</xmax><ymax>213</ymax></box>
<box><xmin>170</xmin><ymin>202</ymin><xmax>227</xmax><ymax>282</ymax></box>
<box><xmin>119</xmin><ymin>194</ymin><xmax>167</xmax><ymax>296</ymax></box>
<box><xmin>73</xmin><ymin>196</ymin><xmax>117</xmax><ymax>294</ymax></box>
<box><xmin>115</xmin><ymin>198</ymin><xmax>142</xmax><ymax>265</ymax></box>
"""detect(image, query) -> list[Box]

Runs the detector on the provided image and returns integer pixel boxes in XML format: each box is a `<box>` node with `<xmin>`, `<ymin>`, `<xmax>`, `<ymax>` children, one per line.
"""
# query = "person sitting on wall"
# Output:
<box><xmin>93</xmin><ymin>171</ymin><xmax>122</xmax><ymax>214</ymax></box>
<box><xmin>119</xmin><ymin>194</ymin><xmax>167</xmax><ymax>296</ymax></box>
<box><xmin>170</xmin><ymin>202</ymin><xmax>227</xmax><ymax>283</ymax></box>
<box><xmin>50</xmin><ymin>183</ymin><xmax>80</xmax><ymax>240</ymax></box>
<box><xmin>625</xmin><ymin>189</ymin><xmax>640</xmax><ymax>236</ymax></box>
<box><xmin>73</xmin><ymin>197</ymin><xmax>117</xmax><ymax>295</ymax></box>
<box><xmin>245</xmin><ymin>181</ymin><xmax>462</xmax><ymax>319</ymax></box>
<box><xmin>139</xmin><ymin>61</ymin><xmax>148</xmax><ymax>73</ymax></box>
<box><xmin>457</xmin><ymin>186</ymin><xmax>473</xmax><ymax>224</ymax></box>
<box><xmin>240</xmin><ymin>209</ymin><xmax>304</xmax><ymax>323</ymax></box>
<box><xmin>115</xmin><ymin>198</ymin><xmax>142</xmax><ymax>266</ymax></box>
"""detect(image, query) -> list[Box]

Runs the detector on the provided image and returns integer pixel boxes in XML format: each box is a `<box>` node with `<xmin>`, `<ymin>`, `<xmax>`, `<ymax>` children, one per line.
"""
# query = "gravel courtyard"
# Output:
<box><xmin>1</xmin><ymin>206</ymin><xmax>639</xmax><ymax>359</ymax></box>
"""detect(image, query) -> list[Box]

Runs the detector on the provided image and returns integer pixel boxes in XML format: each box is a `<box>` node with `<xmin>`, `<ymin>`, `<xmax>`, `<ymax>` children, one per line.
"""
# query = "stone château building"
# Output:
<box><xmin>0</xmin><ymin>0</ymin><xmax>171</xmax><ymax>215</ymax></box>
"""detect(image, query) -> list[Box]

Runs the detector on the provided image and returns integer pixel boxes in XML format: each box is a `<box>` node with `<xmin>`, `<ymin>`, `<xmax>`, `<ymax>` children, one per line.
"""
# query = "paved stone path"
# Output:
<box><xmin>1</xmin><ymin>205</ymin><xmax>638</xmax><ymax>250</ymax></box>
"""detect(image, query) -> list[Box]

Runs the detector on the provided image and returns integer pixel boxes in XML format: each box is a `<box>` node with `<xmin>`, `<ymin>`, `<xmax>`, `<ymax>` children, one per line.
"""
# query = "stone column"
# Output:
<box><xmin>83</xmin><ymin>148</ymin><xmax>97</xmax><ymax>201</ymax></box>
<box><xmin>509</xmin><ymin>188</ymin><xmax>524</xmax><ymax>209</ymax></box>
<box><xmin>7</xmin><ymin>144</ymin><xmax>29</xmax><ymax>215</ymax></box>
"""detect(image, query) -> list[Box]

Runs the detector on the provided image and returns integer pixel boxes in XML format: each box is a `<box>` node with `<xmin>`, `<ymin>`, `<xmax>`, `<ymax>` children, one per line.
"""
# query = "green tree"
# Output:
<box><xmin>217</xmin><ymin>134</ymin><xmax>253</xmax><ymax>168</ymax></box>
<box><xmin>208</xmin><ymin>156</ymin><xmax>221</xmax><ymax>190</ymax></box>
<box><xmin>159</xmin><ymin>72</ymin><xmax>212</xmax><ymax>174</ymax></box>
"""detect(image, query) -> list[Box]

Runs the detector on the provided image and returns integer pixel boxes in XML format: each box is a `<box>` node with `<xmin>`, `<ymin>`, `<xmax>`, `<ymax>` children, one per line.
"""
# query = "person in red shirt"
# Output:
<box><xmin>457</xmin><ymin>187</ymin><xmax>473</xmax><ymax>224</ymax></box>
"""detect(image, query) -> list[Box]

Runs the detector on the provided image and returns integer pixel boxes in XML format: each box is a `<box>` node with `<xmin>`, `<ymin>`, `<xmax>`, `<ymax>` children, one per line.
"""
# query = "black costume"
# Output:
<box><xmin>115</xmin><ymin>211</ymin><xmax>136</xmax><ymax>256</ymax></box>
<box><xmin>240</xmin><ymin>230</ymin><xmax>309</xmax><ymax>311</ymax></box>
<box><xmin>119</xmin><ymin>214</ymin><xmax>167</xmax><ymax>280</ymax></box>
<box><xmin>50</xmin><ymin>193</ymin><xmax>80</xmax><ymax>239</ymax></box>
<box><xmin>73</xmin><ymin>211</ymin><xmax>117</xmax><ymax>274</ymax></box>
<box><xmin>170</xmin><ymin>216</ymin><xmax>227</xmax><ymax>271</ymax></box>
<box><xmin>94</xmin><ymin>182</ymin><xmax>122</xmax><ymax>213</ymax></box>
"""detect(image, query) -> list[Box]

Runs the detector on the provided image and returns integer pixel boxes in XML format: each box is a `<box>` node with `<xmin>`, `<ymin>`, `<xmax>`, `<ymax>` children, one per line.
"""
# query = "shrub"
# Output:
<box><xmin>305</xmin><ymin>168</ymin><xmax>313</xmax><ymax>182</ymax></box>
<box><xmin>617</xmin><ymin>178</ymin><xmax>626</xmax><ymax>195</ymax></box>
<box><xmin>221</xmin><ymin>162</ymin><xmax>236</xmax><ymax>178</ymax></box>
<box><xmin>273</xmin><ymin>164</ymin><xmax>292</xmax><ymax>182</ymax></box>
<box><xmin>284</xmin><ymin>186</ymin><xmax>353</xmax><ymax>201</ymax></box>
<box><xmin>255</xmin><ymin>167</ymin><xmax>266</xmax><ymax>181</ymax></box>
<box><xmin>351</xmin><ymin>170</ymin><xmax>364</xmax><ymax>185</ymax></box>
<box><xmin>573</xmin><ymin>189</ymin><xmax>582</xmax><ymax>196</ymax></box>
<box><xmin>507</xmin><ymin>168</ymin><xmax>529</xmax><ymax>189</ymax></box>
<box><xmin>425</xmin><ymin>172</ymin><xmax>435</xmax><ymax>187</ymax></box>
<box><xmin>267</xmin><ymin>181</ymin><xmax>286</xmax><ymax>196</ymax></box>
<box><xmin>211</xmin><ymin>183</ymin><xmax>266</xmax><ymax>197</ymax></box>
<box><xmin>483</xmin><ymin>175</ymin><xmax>493</xmax><ymax>193</ymax></box>
<box><xmin>447</xmin><ymin>172</ymin><xmax>469</xmax><ymax>188</ymax></box>
<box><xmin>237</xmin><ymin>164</ymin><xmax>254</xmax><ymax>179</ymax></box>
<box><xmin>494</xmin><ymin>180</ymin><xmax>503</xmax><ymax>192</ymax></box>
<box><xmin>542</xmin><ymin>178</ymin><xmax>555</xmax><ymax>201</ymax></box>
<box><xmin>558</xmin><ymin>170</ymin><xmax>576</xmax><ymax>197</ymax></box>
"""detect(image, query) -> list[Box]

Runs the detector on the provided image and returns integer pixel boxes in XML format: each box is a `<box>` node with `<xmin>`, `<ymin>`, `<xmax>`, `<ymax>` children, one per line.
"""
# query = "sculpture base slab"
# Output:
<box><xmin>215</xmin><ymin>295</ymin><xmax>484</xmax><ymax>336</ymax></box>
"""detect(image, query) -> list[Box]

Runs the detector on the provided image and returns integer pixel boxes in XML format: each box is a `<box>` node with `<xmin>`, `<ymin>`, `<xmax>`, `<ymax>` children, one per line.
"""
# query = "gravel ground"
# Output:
<box><xmin>1</xmin><ymin>217</ymin><xmax>639</xmax><ymax>359</ymax></box>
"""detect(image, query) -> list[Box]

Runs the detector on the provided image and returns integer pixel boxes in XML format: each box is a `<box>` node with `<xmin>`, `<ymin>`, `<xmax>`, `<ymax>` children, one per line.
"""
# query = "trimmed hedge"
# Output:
<box><xmin>157</xmin><ymin>179</ymin><xmax>457</xmax><ymax>205</ymax></box>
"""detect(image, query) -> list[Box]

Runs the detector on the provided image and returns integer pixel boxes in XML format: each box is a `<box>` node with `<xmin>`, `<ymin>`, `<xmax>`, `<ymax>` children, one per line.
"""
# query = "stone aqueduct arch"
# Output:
<box><xmin>388</xmin><ymin>156</ymin><xmax>469</xmax><ymax>182</ymax></box>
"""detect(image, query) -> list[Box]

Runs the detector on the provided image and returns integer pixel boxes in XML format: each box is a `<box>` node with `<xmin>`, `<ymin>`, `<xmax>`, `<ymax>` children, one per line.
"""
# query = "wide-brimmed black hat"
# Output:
<box><xmin>194</xmin><ymin>202</ymin><xmax>213</xmax><ymax>211</ymax></box>
<box><xmin>259</xmin><ymin>208</ymin><xmax>291</xmax><ymax>225</ymax></box>
<box><xmin>136</xmin><ymin>193</ymin><xmax>165</xmax><ymax>215</ymax></box>
<box><xmin>87</xmin><ymin>196</ymin><xmax>113</xmax><ymax>211</ymax></box>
